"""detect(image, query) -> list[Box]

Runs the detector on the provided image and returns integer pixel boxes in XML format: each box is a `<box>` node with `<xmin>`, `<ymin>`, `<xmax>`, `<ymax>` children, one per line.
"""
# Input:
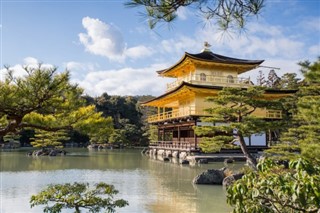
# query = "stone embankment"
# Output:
<box><xmin>192</xmin><ymin>167</ymin><xmax>244</xmax><ymax>187</ymax></box>
<box><xmin>142</xmin><ymin>147</ymin><xmax>246</xmax><ymax>186</ymax></box>
<box><xmin>27</xmin><ymin>149</ymin><xmax>67</xmax><ymax>156</ymax></box>
<box><xmin>142</xmin><ymin>148</ymin><xmax>192</xmax><ymax>164</ymax></box>
<box><xmin>142</xmin><ymin>147</ymin><xmax>247</xmax><ymax>166</ymax></box>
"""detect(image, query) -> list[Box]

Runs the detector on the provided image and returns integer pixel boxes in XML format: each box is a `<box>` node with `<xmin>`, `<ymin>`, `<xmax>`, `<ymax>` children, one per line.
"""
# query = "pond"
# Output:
<box><xmin>0</xmin><ymin>148</ymin><xmax>238</xmax><ymax>213</ymax></box>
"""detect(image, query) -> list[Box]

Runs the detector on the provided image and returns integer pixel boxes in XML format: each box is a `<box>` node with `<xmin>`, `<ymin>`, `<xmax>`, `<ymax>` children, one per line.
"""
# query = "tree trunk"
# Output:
<box><xmin>75</xmin><ymin>206</ymin><xmax>81</xmax><ymax>213</ymax></box>
<box><xmin>237</xmin><ymin>133</ymin><xmax>257</xmax><ymax>169</ymax></box>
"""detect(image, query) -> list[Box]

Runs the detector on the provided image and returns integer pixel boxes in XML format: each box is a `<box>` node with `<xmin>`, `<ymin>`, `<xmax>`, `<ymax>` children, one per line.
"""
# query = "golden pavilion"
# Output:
<box><xmin>142</xmin><ymin>43</ymin><xmax>295</xmax><ymax>154</ymax></box>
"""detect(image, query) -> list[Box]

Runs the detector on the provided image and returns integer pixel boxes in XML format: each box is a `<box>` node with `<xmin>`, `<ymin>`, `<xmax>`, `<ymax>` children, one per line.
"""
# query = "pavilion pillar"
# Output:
<box><xmin>157</xmin><ymin>127</ymin><xmax>160</xmax><ymax>141</ymax></box>
<box><xmin>194</xmin><ymin>121</ymin><xmax>197</xmax><ymax>149</ymax></box>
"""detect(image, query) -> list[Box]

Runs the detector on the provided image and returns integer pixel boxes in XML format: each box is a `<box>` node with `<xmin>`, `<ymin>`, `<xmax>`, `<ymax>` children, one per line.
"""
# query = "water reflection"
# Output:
<box><xmin>0</xmin><ymin>149</ymin><xmax>234</xmax><ymax>213</ymax></box>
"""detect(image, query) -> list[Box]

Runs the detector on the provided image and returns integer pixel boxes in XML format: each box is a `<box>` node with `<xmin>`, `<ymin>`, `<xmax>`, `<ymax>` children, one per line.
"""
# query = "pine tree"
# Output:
<box><xmin>256</xmin><ymin>70</ymin><xmax>267</xmax><ymax>86</ymax></box>
<box><xmin>267</xmin><ymin>69</ymin><xmax>281</xmax><ymax>88</ymax></box>
<box><xmin>0</xmin><ymin>64</ymin><xmax>114</xmax><ymax>145</ymax></box>
<box><xmin>30</xmin><ymin>182</ymin><xmax>128</xmax><ymax>213</ymax></box>
<box><xmin>267</xmin><ymin>58</ymin><xmax>320</xmax><ymax>163</ymax></box>
<box><xmin>195</xmin><ymin>86</ymin><xmax>283</xmax><ymax>167</ymax></box>
<box><xmin>278</xmin><ymin>73</ymin><xmax>300</xmax><ymax>89</ymax></box>
<box><xmin>126</xmin><ymin>0</ymin><xmax>265</xmax><ymax>31</ymax></box>
<box><xmin>31</xmin><ymin>129</ymin><xmax>69</xmax><ymax>149</ymax></box>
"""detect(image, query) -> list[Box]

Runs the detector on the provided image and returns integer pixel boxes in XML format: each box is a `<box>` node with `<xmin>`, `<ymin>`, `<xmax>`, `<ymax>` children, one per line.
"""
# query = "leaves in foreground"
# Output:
<box><xmin>30</xmin><ymin>182</ymin><xmax>128</xmax><ymax>213</ymax></box>
<box><xmin>227</xmin><ymin>158</ymin><xmax>320</xmax><ymax>213</ymax></box>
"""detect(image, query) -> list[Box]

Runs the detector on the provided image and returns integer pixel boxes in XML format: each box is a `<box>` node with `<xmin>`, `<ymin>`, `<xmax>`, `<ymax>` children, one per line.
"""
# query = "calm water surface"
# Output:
<box><xmin>0</xmin><ymin>148</ymin><xmax>237</xmax><ymax>213</ymax></box>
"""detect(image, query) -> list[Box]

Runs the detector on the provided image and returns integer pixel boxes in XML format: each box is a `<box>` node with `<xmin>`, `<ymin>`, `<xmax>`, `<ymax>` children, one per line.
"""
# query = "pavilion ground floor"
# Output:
<box><xmin>146</xmin><ymin>116</ymin><xmax>277</xmax><ymax>162</ymax></box>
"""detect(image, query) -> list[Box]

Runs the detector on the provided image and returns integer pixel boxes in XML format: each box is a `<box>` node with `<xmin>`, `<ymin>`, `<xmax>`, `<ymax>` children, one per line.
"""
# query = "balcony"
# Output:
<box><xmin>147</xmin><ymin>107</ymin><xmax>282</xmax><ymax>123</ymax></box>
<box><xmin>147</xmin><ymin>106</ymin><xmax>209</xmax><ymax>123</ymax></box>
<box><xmin>149</xmin><ymin>141</ymin><xmax>197</xmax><ymax>151</ymax></box>
<box><xmin>265</xmin><ymin>110</ymin><xmax>282</xmax><ymax>119</ymax></box>
<box><xmin>166</xmin><ymin>74</ymin><xmax>251</xmax><ymax>92</ymax></box>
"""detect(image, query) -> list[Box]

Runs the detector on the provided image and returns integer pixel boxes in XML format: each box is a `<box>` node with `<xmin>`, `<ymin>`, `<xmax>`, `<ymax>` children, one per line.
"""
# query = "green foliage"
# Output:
<box><xmin>125</xmin><ymin>0</ymin><xmax>265</xmax><ymax>31</ymax></box>
<box><xmin>198</xmin><ymin>135</ymin><xmax>235</xmax><ymax>152</ymax></box>
<box><xmin>266</xmin><ymin>69</ymin><xmax>281</xmax><ymax>88</ymax></box>
<box><xmin>3</xmin><ymin>132</ymin><xmax>20</xmax><ymax>143</ymax></box>
<box><xmin>257</xmin><ymin>70</ymin><xmax>300</xmax><ymax>90</ymax></box>
<box><xmin>195</xmin><ymin>86</ymin><xmax>282</xmax><ymax>166</ymax></box>
<box><xmin>30</xmin><ymin>182</ymin><xmax>128</xmax><ymax>213</ymax></box>
<box><xmin>92</xmin><ymin>93</ymin><xmax>147</xmax><ymax>146</ymax></box>
<box><xmin>267</xmin><ymin>58</ymin><xmax>320</xmax><ymax>164</ymax></box>
<box><xmin>227</xmin><ymin>158</ymin><xmax>320</xmax><ymax>213</ymax></box>
<box><xmin>146</xmin><ymin>125</ymin><xmax>158</xmax><ymax>143</ymax></box>
<box><xmin>277</xmin><ymin>73</ymin><xmax>301</xmax><ymax>89</ymax></box>
<box><xmin>30</xmin><ymin>129</ymin><xmax>69</xmax><ymax>148</ymax></box>
<box><xmin>108</xmin><ymin>129</ymin><xmax>127</xmax><ymax>144</ymax></box>
<box><xmin>0</xmin><ymin>64</ymin><xmax>114</xmax><ymax>145</ymax></box>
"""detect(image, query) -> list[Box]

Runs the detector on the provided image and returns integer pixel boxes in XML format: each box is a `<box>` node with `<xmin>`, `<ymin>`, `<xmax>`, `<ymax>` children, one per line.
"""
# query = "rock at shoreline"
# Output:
<box><xmin>30</xmin><ymin>149</ymin><xmax>67</xmax><ymax>156</ymax></box>
<box><xmin>193</xmin><ymin>168</ymin><xmax>226</xmax><ymax>184</ymax></box>
<box><xmin>224</xmin><ymin>158</ymin><xmax>235</xmax><ymax>164</ymax></box>
<box><xmin>222</xmin><ymin>173</ymin><xmax>244</xmax><ymax>187</ymax></box>
<box><xmin>198</xmin><ymin>159</ymin><xmax>208</xmax><ymax>164</ymax></box>
<box><xmin>180</xmin><ymin>159</ymin><xmax>189</xmax><ymax>165</ymax></box>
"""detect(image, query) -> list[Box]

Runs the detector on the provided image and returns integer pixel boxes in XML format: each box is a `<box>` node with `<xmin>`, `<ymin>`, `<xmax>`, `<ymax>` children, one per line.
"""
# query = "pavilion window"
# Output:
<box><xmin>227</xmin><ymin>75</ymin><xmax>234</xmax><ymax>83</ymax></box>
<box><xmin>200</xmin><ymin>73</ymin><xmax>206</xmax><ymax>81</ymax></box>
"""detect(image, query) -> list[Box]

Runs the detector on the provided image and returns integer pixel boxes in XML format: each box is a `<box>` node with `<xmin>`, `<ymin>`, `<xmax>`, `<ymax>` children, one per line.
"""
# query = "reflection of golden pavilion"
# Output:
<box><xmin>142</xmin><ymin>43</ymin><xmax>295</xmax><ymax>152</ymax></box>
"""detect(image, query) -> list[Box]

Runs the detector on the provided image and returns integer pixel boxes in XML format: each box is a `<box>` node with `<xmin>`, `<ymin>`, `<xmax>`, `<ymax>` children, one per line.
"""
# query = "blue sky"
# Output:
<box><xmin>1</xmin><ymin>0</ymin><xmax>319</xmax><ymax>96</ymax></box>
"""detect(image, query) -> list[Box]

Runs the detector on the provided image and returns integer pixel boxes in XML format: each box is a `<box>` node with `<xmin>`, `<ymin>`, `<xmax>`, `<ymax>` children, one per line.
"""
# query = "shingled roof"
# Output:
<box><xmin>157</xmin><ymin>48</ymin><xmax>264</xmax><ymax>75</ymax></box>
<box><xmin>142</xmin><ymin>81</ymin><xmax>297</xmax><ymax>106</ymax></box>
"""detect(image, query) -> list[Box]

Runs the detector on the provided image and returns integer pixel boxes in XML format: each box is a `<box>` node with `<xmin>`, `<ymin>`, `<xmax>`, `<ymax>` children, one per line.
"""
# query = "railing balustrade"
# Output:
<box><xmin>147</xmin><ymin>107</ymin><xmax>282</xmax><ymax>122</ymax></box>
<box><xmin>166</xmin><ymin>74</ymin><xmax>251</xmax><ymax>91</ymax></box>
<box><xmin>266</xmin><ymin>110</ymin><xmax>282</xmax><ymax>119</ymax></box>
<box><xmin>149</xmin><ymin>140</ymin><xmax>197</xmax><ymax>150</ymax></box>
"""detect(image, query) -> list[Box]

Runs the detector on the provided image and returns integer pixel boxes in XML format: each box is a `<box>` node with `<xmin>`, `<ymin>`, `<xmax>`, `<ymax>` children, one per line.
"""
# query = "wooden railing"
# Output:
<box><xmin>166</xmin><ymin>74</ymin><xmax>251</xmax><ymax>91</ymax></box>
<box><xmin>147</xmin><ymin>107</ymin><xmax>282</xmax><ymax>123</ymax></box>
<box><xmin>149</xmin><ymin>141</ymin><xmax>197</xmax><ymax>151</ymax></box>
<box><xmin>266</xmin><ymin>110</ymin><xmax>282</xmax><ymax>119</ymax></box>
<box><xmin>147</xmin><ymin>106</ymin><xmax>210</xmax><ymax>122</ymax></box>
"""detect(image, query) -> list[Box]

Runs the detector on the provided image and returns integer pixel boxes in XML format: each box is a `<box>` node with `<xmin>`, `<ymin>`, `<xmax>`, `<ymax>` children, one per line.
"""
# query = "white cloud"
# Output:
<box><xmin>0</xmin><ymin>64</ymin><xmax>25</xmax><ymax>81</ymax></box>
<box><xmin>176</xmin><ymin>7</ymin><xmax>192</xmax><ymax>20</ymax></box>
<box><xmin>79</xmin><ymin>17</ymin><xmax>154</xmax><ymax>62</ymax></box>
<box><xmin>64</xmin><ymin>61</ymin><xmax>99</xmax><ymax>78</ymax></box>
<box><xmin>73</xmin><ymin>64</ymin><xmax>172</xmax><ymax>96</ymax></box>
<box><xmin>23</xmin><ymin>57</ymin><xmax>39</xmax><ymax>65</ymax></box>
<box><xmin>125</xmin><ymin>45</ymin><xmax>154</xmax><ymax>59</ymax></box>
<box><xmin>196</xmin><ymin>22</ymin><xmax>305</xmax><ymax>59</ymax></box>
<box><xmin>299</xmin><ymin>17</ymin><xmax>320</xmax><ymax>33</ymax></box>
<box><xmin>65</xmin><ymin>61</ymin><xmax>86</xmax><ymax>71</ymax></box>
<box><xmin>308</xmin><ymin>45</ymin><xmax>320</xmax><ymax>55</ymax></box>
<box><xmin>0</xmin><ymin>57</ymin><xmax>55</xmax><ymax>81</ymax></box>
<box><xmin>160</xmin><ymin>36</ymin><xmax>199</xmax><ymax>55</ymax></box>
<box><xmin>79</xmin><ymin>17</ymin><xmax>125</xmax><ymax>61</ymax></box>
<box><xmin>240</xmin><ymin>58</ymin><xmax>303</xmax><ymax>85</ymax></box>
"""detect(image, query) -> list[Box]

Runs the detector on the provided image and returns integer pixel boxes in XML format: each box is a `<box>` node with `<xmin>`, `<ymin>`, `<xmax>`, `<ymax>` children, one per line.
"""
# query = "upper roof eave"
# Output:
<box><xmin>156</xmin><ymin>51</ymin><xmax>264</xmax><ymax>76</ymax></box>
<box><xmin>141</xmin><ymin>82</ymin><xmax>297</xmax><ymax>106</ymax></box>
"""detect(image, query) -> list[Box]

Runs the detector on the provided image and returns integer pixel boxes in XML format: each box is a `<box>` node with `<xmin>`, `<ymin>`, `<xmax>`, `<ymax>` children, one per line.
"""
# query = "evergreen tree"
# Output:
<box><xmin>195</xmin><ymin>86</ymin><xmax>282</xmax><ymax>167</ymax></box>
<box><xmin>278</xmin><ymin>73</ymin><xmax>301</xmax><ymax>89</ymax></box>
<box><xmin>267</xmin><ymin>58</ymin><xmax>320</xmax><ymax>164</ymax></box>
<box><xmin>3</xmin><ymin>132</ymin><xmax>20</xmax><ymax>143</ymax></box>
<box><xmin>31</xmin><ymin>129</ymin><xmax>69</xmax><ymax>149</ymax></box>
<box><xmin>30</xmin><ymin>182</ymin><xmax>128</xmax><ymax>213</ymax></box>
<box><xmin>227</xmin><ymin>158</ymin><xmax>320</xmax><ymax>213</ymax></box>
<box><xmin>126</xmin><ymin>0</ymin><xmax>265</xmax><ymax>31</ymax></box>
<box><xmin>256</xmin><ymin>70</ymin><xmax>267</xmax><ymax>86</ymax></box>
<box><xmin>93</xmin><ymin>93</ymin><xmax>147</xmax><ymax>146</ymax></box>
<box><xmin>267</xmin><ymin>69</ymin><xmax>281</xmax><ymax>88</ymax></box>
<box><xmin>146</xmin><ymin>125</ymin><xmax>158</xmax><ymax>143</ymax></box>
<box><xmin>108</xmin><ymin>129</ymin><xmax>127</xmax><ymax>144</ymax></box>
<box><xmin>0</xmin><ymin>64</ymin><xmax>114</xmax><ymax>144</ymax></box>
